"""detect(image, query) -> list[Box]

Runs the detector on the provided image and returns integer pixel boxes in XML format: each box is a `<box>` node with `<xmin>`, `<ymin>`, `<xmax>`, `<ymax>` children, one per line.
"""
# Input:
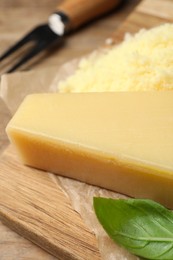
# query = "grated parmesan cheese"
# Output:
<box><xmin>58</xmin><ymin>23</ymin><xmax>173</xmax><ymax>92</ymax></box>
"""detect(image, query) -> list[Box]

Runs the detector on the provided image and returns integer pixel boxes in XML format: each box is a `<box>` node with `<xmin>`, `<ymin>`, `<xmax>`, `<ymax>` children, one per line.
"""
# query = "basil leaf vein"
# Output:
<box><xmin>93</xmin><ymin>198</ymin><xmax>173</xmax><ymax>259</ymax></box>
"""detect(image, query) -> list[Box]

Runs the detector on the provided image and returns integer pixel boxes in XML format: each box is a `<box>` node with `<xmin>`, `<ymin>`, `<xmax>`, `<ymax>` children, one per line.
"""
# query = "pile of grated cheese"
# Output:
<box><xmin>58</xmin><ymin>23</ymin><xmax>173</xmax><ymax>92</ymax></box>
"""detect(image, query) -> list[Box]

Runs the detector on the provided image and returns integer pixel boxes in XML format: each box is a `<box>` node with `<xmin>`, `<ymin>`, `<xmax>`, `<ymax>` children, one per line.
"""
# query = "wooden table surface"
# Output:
<box><xmin>0</xmin><ymin>1</ymin><xmax>140</xmax><ymax>259</ymax></box>
<box><xmin>0</xmin><ymin>0</ymin><xmax>140</xmax><ymax>73</ymax></box>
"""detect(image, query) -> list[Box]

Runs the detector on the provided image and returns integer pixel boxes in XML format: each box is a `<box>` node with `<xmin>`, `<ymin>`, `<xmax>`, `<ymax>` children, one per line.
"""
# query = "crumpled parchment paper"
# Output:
<box><xmin>0</xmin><ymin>59</ymin><xmax>139</xmax><ymax>260</ymax></box>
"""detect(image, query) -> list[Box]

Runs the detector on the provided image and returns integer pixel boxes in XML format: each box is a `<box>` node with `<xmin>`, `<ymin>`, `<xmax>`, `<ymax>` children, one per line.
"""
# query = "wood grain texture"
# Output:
<box><xmin>0</xmin><ymin>220</ymin><xmax>57</xmax><ymax>260</ymax></box>
<box><xmin>111</xmin><ymin>0</ymin><xmax>173</xmax><ymax>44</ymax></box>
<box><xmin>0</xmin><ymin>146</ymin><xmax>101</xmax><ymax>260</ymax></box>
<box><xmin>0</xmin><ymin>0</ymin><xmax>139</xmax><ymax>74</ymax></box>
<box><xmin>57</xmin><ymin>0</ymin><xmax>121</xmax><ymax>30</ymax></box>
<box><xmin>0</xmin><ymin>0</ymin><xmax>172</xmax><ymax>259</ymax></box>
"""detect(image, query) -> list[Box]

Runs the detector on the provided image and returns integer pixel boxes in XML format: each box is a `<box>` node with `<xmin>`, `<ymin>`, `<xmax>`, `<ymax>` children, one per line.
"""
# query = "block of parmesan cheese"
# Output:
<box><xmin>6</xmin><ymin>92</ymin><xmax>173</xmax><ymax>207</ymax></box>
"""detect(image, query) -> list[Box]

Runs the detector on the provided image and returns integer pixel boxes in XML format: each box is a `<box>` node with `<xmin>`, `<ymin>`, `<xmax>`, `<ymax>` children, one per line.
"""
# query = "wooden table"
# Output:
<box><xmin>0</xmin><ymin>1</ymin><xmax>140</xmax><ymax>259</ymax></box>
<box><xmin>0</xmin><ymin>0</ymin><xmax>140</xmax><ymax>72</ymax></box>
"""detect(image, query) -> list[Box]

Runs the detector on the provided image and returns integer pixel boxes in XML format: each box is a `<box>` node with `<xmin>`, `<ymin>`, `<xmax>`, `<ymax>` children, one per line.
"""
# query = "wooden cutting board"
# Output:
<box><xmin>0</xmin><ymin>0</ymin><xmax>173</xmax><ymax>259</ymax></box>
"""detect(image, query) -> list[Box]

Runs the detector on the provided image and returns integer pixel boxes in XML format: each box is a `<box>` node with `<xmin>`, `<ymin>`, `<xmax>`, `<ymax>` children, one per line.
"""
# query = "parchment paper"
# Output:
<box><xmin>0</xmin><ymin>59</ymin><xmax>139</xmax><ymax>260</ymax></box>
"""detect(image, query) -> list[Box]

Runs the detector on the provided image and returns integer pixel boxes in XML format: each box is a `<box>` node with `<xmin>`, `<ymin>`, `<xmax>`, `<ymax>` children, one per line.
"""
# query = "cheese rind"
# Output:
<box><xmin>6</xmin><ymin>92</ymin><xmax>173</xmax><ymax>208</ymax></box>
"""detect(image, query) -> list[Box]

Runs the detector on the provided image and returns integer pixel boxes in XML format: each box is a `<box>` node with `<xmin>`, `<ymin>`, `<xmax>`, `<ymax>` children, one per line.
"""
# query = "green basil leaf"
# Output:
<box><xmin>93</xmin><ymin>198</ymin><xmax>173</xmax><ymax>259</ymax></box>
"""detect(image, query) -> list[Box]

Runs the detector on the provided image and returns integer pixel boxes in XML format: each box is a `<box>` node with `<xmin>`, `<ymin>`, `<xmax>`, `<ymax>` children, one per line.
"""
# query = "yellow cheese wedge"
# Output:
<box><xmin>6</xmin><ymin>92</ymin><xmax>173</xmax><ymax>208</ymax></box>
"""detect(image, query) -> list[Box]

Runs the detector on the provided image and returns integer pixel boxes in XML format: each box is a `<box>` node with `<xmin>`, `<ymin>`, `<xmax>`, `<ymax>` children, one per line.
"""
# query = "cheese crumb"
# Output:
<box><xmin>58</xmin><ymin>23</ymin><xmax>173</xmax><ymax>92</ymax></box>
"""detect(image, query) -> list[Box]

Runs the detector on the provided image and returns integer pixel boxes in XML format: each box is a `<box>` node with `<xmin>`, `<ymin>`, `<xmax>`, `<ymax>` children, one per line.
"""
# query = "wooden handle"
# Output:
<box><xmin>57</xmin><ymin>0</ymin><xmax>122</xmax><ymax>30</ymax></box>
